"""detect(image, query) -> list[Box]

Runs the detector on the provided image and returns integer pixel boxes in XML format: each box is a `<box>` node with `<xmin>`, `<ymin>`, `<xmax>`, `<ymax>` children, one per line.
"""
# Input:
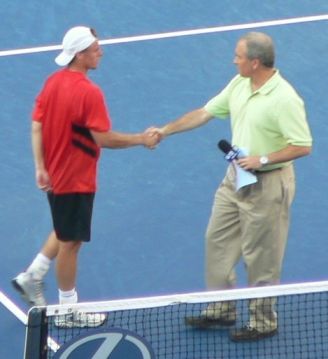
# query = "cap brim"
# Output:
<box><xmin>55</xmin><ymin>51</ymin><xmax>75</xmax><ymax>66</ymax></box>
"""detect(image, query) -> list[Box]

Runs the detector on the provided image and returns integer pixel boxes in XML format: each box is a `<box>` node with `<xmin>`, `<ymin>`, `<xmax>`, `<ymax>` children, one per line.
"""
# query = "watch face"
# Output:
<box><xmin>260</xmin><ymin>156</ymin><xmax>268</xmax><ymax>165</ymax></box>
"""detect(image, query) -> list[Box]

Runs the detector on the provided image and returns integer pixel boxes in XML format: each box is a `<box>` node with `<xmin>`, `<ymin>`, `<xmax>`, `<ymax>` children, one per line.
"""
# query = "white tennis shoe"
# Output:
<box><xmin>54</xmin><ymin>311</ymin><xmax>107</xmax><ymax>328</ymax></box>
<box><xmin>12</xmin><ymin>272</ymin><xmax>46</xmax><ymax>307</ymax></box>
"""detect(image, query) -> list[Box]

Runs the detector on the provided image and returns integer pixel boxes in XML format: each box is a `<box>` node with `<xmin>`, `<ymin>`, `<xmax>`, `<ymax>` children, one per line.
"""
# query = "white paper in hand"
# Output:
<box><xmin>232</xmin><ymin>148</ymin><xmax>257</xmax><ymax>191</ymax></box>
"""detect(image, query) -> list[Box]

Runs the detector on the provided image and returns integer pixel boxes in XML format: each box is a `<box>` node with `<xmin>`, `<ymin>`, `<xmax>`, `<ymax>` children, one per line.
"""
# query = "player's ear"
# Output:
<box><xmin>75</xmin><ymin>52</ymin><xmax>83</xmax><ymax>61</ymax></box>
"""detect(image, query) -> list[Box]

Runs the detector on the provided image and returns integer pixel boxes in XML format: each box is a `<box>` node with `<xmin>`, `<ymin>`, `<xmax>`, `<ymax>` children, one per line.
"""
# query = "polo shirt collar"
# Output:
<box><xmin>252</xmin><ymin>69</ymin><xmax>280</xmax><ymax>95</ymax></box>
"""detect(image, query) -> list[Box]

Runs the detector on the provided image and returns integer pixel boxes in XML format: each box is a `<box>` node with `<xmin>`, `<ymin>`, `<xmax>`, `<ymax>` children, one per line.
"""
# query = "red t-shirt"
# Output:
<box><xmin>32</xmin><ymin>69</ymin><xmax>111</xmax><ymax>194</ymax></box>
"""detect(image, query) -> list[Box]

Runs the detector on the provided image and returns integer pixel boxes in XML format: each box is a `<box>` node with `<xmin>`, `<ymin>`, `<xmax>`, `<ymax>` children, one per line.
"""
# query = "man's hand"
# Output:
<box><xmin>142</xmin><ymin>129</ymin><xmax>162</xmax><ymax>149</ymax></box>
<box><xmin>145</xmin><ymin>126</ymin><xmax>165</xmax><ymax>139</ymax></box>
<box><xmin>236</xmin><ymin>156</ymin><xmax>263</xmax><ymax>171</ymax></box>
<box><xmin>36</xmin><ymin>168</ymin><xmax>52</xmax><ymax>192</ymax></box>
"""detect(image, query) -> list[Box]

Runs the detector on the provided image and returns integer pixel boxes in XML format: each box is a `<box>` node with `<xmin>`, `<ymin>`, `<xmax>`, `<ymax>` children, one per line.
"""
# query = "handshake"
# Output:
<box><xmin>142</xmin><ymin>126</ymin><xmax>166</xmax><ymax>149</ymax></box>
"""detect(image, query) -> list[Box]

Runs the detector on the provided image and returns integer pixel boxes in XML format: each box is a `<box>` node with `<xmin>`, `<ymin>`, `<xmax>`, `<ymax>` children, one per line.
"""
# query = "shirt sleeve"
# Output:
<box><xmin>31</xmin><ymin>93</ymin><xmax>44</xmax><ymax>122</ymax></box>
<box><xmin>204</xmin><ymin>75</ymin><xmax>241</xmax><ymax>119</ymax></box>
<box><xmin>84</xmin><ymin>85</ymin><xmax>112</xmax><ymax>132</ymax></box>
<box><xmin>276</xmin><ymin>96</ymin><xmax>312</xmax><ymax>147</ymax></box>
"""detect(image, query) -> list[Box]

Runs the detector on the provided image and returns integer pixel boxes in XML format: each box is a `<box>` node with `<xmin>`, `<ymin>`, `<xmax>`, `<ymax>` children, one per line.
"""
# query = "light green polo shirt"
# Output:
<box><xmin>205</xmin><ymin>70</ymin><xmax>312</xmax><ymax>168</ymax></box>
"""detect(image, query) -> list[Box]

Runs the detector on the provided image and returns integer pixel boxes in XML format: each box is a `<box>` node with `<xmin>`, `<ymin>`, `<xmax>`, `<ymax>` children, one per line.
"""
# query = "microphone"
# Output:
<box><xmin>217</xmin><ymin>139</ymin><xmax>258</xmax><ymax>190</ymax></box>
<box><xmin>217</xmin><ymin>139</ymin><xmax>241</xmax><ymax>162</ymax></box>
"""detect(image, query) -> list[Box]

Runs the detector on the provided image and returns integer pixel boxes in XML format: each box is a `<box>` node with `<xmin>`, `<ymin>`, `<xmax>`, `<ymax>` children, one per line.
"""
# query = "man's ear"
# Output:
<box><xmin>251</xmin><ymin>58</ymin><xmax>260</xmax><ymax>70</ymax></box>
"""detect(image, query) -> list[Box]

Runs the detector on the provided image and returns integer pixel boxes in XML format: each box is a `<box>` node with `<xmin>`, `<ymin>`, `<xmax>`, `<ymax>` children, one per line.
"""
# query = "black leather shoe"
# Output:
<box><xmin>230</xmin><ymin>325</ymin><xmax>277</xmax><ymax>342</ymax></box>
<box><xmin>185</xmin><ymin>315</ymin><xmax>236</xmax><ymax>329</ymax></box>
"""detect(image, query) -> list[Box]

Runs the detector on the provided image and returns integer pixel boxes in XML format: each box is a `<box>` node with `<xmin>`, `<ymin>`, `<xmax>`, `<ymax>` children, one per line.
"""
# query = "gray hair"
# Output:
<box><xmin>240</xmin><ymin>32</ymin><xmax>275</xmax><ymax>68</ymax></box>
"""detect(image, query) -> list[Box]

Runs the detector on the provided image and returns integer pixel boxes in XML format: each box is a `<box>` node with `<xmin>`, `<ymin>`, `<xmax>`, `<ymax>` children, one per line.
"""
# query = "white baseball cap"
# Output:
<box><xmin>55</xmin><ymin>26</ymin><xmax>97</xmax><ymax>66</ymax></box>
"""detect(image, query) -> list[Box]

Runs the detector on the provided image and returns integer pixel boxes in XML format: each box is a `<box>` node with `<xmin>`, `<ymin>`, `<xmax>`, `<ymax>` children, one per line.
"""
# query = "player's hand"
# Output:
<box><xmin>142</xmin><ymin>127</ymin><xmax>162</xmax><ymax>149</ymax></box>
<box><xmin>143</xmin><ymin>131</ymin><xmax>161</xmax><ymax>150</ymax></box>
<box><xmin>36</xmin><ymin>168</ymin><xmax>52</xmax><ymax>192</ymax></box>
<box><xmin>145</xmin><ymin>126</ymin><xmax>166</xmax><ymax>140</ymax></box>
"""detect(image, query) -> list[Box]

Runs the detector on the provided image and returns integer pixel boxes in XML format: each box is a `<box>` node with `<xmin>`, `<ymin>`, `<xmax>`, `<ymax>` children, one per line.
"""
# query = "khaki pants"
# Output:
<box><xmin>205</xmin><ymin>164</ymin><xmax>295</xmax><ymax>331</ymax></box>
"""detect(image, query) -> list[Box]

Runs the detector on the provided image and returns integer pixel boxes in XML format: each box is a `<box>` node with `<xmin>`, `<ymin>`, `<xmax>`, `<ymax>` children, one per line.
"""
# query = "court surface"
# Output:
<box><xmin>1</xmin><ymin>1</ymin><xmax>328</xmax><ymax>358</ymax></box>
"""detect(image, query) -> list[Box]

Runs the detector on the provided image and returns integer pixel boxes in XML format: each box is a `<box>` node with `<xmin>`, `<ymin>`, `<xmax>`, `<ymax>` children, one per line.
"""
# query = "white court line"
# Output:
<box><xmin>0</xmin><ymin>291</ymin><xmax>60</xmax><ymax>352</ymax></box>
<box><xmin>0</xmin><ymin>14</ymin><xmax>327</xmax><ymax>57</ymax></box>
<box><xmin>0</xmin><ymin>290</ymin><xmax>27</xmax><ymax>324</ymax></box>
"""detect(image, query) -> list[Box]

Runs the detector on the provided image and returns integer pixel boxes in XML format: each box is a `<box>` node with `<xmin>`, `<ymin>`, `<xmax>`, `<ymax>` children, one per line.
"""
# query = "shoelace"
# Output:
<box><xmin>33</xmin><ymin>280</ymin><xmax>44</xmax><ymax>298</ymax></box>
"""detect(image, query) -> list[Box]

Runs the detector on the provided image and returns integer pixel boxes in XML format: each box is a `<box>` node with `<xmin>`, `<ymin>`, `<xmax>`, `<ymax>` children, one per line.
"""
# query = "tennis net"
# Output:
<box><xmin>24</xmin><ymin>280</ymin><xmax>328</xmax><ymax>358</ymax></box>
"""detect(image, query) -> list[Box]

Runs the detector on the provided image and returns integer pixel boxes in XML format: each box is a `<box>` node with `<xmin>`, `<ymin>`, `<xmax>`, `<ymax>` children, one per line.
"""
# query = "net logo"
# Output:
<box><xmin>53</xmin><ymin>328</ymin><xmax>155</xmax><ymax>359</ymax></box>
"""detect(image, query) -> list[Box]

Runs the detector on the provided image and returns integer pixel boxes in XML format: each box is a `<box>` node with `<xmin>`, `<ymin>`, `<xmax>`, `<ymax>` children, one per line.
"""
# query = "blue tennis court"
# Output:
<box><xmin>1</xmin><ymin>1</ymin><xmax>328</xmax><ymax>357</ymax></box>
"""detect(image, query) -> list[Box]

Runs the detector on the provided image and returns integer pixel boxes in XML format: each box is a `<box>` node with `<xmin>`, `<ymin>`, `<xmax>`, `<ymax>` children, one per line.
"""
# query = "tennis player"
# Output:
<box><xmin>12</xmin><ymin>26</ymin><xmax>159</xmax><ymax>328</ymax></box>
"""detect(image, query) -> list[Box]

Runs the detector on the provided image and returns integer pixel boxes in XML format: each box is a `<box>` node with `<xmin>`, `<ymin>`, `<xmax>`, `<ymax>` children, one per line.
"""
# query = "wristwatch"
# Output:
<box><xmin>259</xmin><ymin>155</ymin><xmax>269</xmax><ymax>166</ymax></box>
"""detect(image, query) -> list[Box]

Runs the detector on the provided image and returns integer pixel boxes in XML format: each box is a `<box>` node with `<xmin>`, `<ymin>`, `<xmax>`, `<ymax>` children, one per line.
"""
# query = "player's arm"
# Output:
<box><xmin>31</xmin><ymin>120</ymin><xmax>51</xmax><ymax>191</ymax></box>
<box><xmin>151</xmin><ymin>107</ymin><xmax>214</xmax><ymax>138</ymax></box>
<box><xmin>31</xmin><ymin>121</ymin><xmax>44</xmax><ymax>170</ymax></box>
<box><xmin>90</xmin><ymin>129</ymin><xmax>159</xmax><ymax>149</ymax></box>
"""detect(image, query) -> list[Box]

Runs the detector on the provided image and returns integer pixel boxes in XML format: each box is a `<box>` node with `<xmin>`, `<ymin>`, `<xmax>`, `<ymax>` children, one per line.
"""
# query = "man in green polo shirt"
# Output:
<box><xmin>148</xmin><ymin>32</ymin><xmax>312</xmax><ymax>341</ymax></box>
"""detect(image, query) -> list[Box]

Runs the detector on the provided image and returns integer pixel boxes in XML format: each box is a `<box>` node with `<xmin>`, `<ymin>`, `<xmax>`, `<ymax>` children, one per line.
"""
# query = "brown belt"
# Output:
<box><xmin>254</xmin><ymin>167</ymin><xmax>284</xmax><ymax>174</ymax></box>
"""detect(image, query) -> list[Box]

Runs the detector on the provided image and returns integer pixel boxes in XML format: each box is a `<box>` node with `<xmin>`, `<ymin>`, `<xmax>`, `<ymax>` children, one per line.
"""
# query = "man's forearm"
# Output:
<box><xmin>31</xmin><ymin>120</ymin><xmax>46</xmax><ymax>170</ymax></box>
<box><xmin>161</xmin><ymin>108</ymin><xmax>213</xmax><ymax>136</ymax></box>
<box><xmin>266</xmin><ymin>144</ymin><xmax>312</xmax><ymax>164</ymax></box>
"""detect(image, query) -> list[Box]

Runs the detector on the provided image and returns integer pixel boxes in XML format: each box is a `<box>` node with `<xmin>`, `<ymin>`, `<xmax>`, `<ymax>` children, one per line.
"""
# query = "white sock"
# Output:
<box><xmin>26</xmin><ymin>253</ymin><xmax>51</xmax><ymax>280</ymax></box>
<box><xmin>59</xmin><ymin>288</ymin><xmax>78</xmax><ymax>305</ymax></box>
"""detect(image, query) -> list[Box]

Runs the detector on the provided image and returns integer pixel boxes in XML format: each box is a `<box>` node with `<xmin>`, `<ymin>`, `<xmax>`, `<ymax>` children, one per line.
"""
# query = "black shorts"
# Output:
<box><xmin>47</xmin><ymin>192</ymin><xmax>95</xmax><ymax>242</ymax></box>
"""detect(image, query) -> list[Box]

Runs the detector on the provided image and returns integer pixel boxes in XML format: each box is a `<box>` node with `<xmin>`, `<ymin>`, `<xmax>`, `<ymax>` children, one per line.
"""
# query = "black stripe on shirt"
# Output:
<box><xmin>72</xmin><ymin>123</ymin><xmax>94</xmax><ymax>141</ymax></box>
<box><xmin>72</xmin><ymin>139</ymin><xmax>97</xmax><ymax>158</ymax></box>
